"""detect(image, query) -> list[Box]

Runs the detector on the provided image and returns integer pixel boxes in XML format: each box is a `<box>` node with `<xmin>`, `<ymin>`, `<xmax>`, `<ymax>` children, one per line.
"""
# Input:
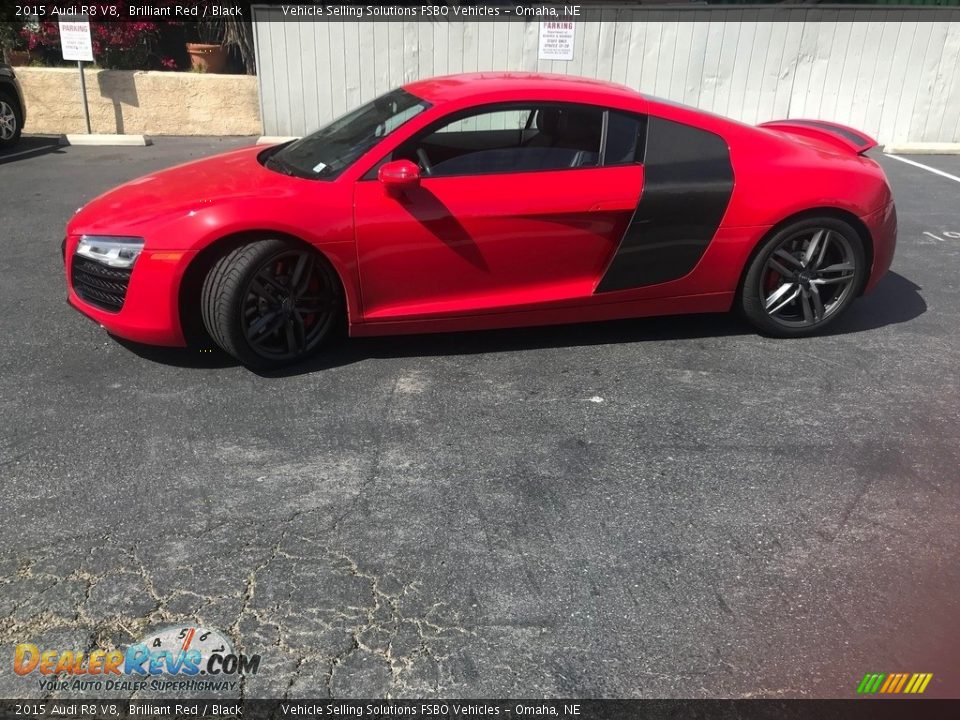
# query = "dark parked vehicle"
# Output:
<box><xmin>0</xmin><ymin>62</ymin><xmax>26</xmax><ymax>148</ymax></box>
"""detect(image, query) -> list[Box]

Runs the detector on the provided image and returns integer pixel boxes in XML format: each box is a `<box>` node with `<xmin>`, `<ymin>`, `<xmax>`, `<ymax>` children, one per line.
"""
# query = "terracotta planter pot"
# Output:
<box><xmin>186</xmin><ymin>43</ymin><xmax>228</xmax><ymax>74</ymax></box>
<box><xmin>6</xmin><ymin>50</ymin><xmax>30</xmax><ymax>66</ymax></box>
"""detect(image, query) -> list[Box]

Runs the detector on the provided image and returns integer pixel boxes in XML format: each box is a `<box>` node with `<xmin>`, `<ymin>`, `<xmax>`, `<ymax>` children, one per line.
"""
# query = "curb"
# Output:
<box><xmin>257</xmin><ymin>136</ymin><xmax>299</xmax><ymax>145</ymax></box>
<box><xmin>884</xmin><ymin>143</ymin><xmax>960</xmax><ymax>155</ymax></box>
<box><xmin>60</xmin><ymin>134</ymin><xmax>152</xmax><ymax>147</ymax></box>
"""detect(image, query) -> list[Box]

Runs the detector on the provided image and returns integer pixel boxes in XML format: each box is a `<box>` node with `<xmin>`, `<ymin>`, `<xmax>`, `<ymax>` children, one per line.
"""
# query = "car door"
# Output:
<box><xmin>353</xmin><ymin>104</ymin><xmax>645</xmax><ymax>321</ymax></box>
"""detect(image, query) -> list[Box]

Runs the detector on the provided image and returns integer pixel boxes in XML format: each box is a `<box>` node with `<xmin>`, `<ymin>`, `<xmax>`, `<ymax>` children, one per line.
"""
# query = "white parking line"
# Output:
<box><xmin>884</xmin><ymin>153</ymin><xmax>960</xmax><ymax>184</ymax></box>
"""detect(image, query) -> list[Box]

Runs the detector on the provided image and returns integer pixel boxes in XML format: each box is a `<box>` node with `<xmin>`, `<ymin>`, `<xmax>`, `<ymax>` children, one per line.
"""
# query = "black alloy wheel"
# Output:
<box><xmin>741</xmin><ymin>217</ymin><xmax>867</xmax><ymax>337</ymax></box>
<box><xmin>201</xmin><ymin>239</ymin><xmax>342</xmax><ymax>368</ymax></box>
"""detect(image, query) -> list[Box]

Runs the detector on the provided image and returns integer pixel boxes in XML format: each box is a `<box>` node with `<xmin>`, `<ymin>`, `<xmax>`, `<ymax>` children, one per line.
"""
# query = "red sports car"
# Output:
<box><xmin>64</xmin><ymin>73</ymin><xmax>896</xmax><ymax>368</ymax></box>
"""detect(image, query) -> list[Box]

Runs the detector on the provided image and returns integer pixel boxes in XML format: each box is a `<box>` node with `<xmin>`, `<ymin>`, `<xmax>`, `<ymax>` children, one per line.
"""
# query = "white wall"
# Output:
<box><xmin>252</xmin><ymin>7</ymin><xmax>960</xmax><ymax>145</ymax></box>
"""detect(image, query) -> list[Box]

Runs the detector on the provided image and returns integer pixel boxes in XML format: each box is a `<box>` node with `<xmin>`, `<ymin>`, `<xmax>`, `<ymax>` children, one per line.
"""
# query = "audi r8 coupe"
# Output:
<box><xmin>64</xmin><ymin>73</ymin><xmax>896</xmax><ymax>369</ymax></box>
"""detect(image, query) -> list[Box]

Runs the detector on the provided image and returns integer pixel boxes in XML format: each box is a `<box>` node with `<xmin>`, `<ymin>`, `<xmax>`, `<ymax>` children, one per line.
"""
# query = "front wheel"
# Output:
<box><xmin>740</xmin><ymin>217</ymin><xmax>867</xmax><ymax>337</ymax></box>
<box><xmin>0</xmin><ymin>94</ymin><xmax>23</xmax><ymax>149</ymax></box>
<box><xmin>201</xmin><ymin>240</ymin><xmax>342</xmax><ymax>369</ymax></box>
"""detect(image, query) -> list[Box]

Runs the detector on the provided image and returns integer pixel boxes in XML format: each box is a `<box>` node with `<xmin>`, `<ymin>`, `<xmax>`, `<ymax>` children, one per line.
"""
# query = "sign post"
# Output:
<box><xmin>76</xmin><ymin>60</ymin><xmax>91</xmax><ymax>134</ymax></box>
<box><xmin>58</xmin><ymin>17</ymin><xmax>94</xmax><ymax>134</ymax></box>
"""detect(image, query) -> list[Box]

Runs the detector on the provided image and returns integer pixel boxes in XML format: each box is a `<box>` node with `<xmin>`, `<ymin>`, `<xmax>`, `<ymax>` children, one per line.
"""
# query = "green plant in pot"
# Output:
<box><xmin>183</xmin><ymin>4</ymin><xmax>256</xmax><ymax>76</ymax></box>
<box><xmin>185</xmin><ymin>20</ymin><xmax>227</xmax><ymax>73</ymax></box>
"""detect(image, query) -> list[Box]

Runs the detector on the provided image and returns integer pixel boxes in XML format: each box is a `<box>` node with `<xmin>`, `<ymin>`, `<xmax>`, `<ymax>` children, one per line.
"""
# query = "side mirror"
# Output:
<box><xmin>378</xmin><ymin>159</ymin><xmax>421</xmax><ymax>193</ymax></box>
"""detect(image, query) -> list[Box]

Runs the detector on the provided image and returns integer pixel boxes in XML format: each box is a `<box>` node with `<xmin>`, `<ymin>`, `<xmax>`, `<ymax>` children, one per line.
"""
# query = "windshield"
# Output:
<box><xmin>266</xmin><ymin>88</ymin><xmax>429</xmax><ymax>180</ymax></box>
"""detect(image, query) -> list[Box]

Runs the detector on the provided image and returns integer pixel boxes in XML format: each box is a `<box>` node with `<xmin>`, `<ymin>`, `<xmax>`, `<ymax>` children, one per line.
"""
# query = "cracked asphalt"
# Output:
<box><xmin>1</xmin><ymin>137</ymin><xmax>959</xmax><ymax>700</ymax></box>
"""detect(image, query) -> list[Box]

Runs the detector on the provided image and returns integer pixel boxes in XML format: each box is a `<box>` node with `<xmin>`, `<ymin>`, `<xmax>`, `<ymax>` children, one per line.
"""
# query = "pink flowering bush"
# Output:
<box><xmin>21</xmin><ymin>19</ymin><xmax>178</xmax><ymax>71</ymax></box>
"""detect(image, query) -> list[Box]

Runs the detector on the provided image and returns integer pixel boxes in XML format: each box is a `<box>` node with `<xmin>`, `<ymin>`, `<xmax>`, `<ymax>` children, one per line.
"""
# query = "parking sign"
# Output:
<box><xmin>59</xmin><ymin>17</ymin><xmax>94</xmax><ymax>63</ymax></box>
<box><xmin>538</xmin><ymin>21</ymin><xmax>575</xmax><ymax>61</ymax></box>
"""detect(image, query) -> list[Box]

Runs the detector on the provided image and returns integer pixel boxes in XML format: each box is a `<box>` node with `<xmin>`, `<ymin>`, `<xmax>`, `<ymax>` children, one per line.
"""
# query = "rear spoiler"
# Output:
<box><xmin>758</xmin><ymin>119</ymin><xmax>878</xmax><ymax>155</ymax></box>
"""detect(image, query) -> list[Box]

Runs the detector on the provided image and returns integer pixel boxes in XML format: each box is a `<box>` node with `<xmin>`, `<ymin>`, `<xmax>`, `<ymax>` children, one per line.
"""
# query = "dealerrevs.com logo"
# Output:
<box><xmin>14</xmin><ymin>626</ymin><xmax>260</xmax><ymax>693</ymax></box>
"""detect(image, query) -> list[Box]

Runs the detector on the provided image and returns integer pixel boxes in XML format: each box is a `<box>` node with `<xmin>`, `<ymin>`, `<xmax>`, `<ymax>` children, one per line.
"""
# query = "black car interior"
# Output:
<box><xmin>391</xmin><ymin>105</ymin><xmax>607</xmax><ymax>176</ymax></box>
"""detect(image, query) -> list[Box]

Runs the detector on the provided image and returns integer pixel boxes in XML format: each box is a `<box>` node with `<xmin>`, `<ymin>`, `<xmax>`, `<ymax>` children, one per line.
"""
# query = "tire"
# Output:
<box><xmin>0</xmin><ymin>92</ymin><xmax>23</xmax><ymax>149</ymax></box>
<box><xmin>740</xmin><ymin>217</ymin><xmax>867</xmax><ymax>337</ymax></box>
<box><xmin>200</xmin><ymin>239</ymin><xmax>343</xmax><ymax>369</ymax></box>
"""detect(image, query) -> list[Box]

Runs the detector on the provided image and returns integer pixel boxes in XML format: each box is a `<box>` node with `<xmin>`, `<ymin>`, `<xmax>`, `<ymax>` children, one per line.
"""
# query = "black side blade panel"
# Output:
<box><xmin>596</xmin><ymin>116</ymin><xmax>734</xmax><ymax>293</ymax></box>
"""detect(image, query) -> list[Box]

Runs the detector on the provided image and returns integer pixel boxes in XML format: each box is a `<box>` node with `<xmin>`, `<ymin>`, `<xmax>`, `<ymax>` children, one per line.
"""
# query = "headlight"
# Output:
<box><xmin>75</xmin><ymin>236</ymin><xmax>145</xmax><ymax>269</ymax></box>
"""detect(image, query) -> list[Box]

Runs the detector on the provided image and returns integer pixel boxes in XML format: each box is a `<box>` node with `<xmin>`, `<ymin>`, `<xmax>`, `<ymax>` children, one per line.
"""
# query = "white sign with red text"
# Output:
<box><xmin>538</xmin><ymin>21</ymin><xmax>575</xmax><ymax>61</ymax></box>
<box><xmin>59</xmin><ymin>17</ymin><xmax>94</xmax><ymax>63</ymax></box>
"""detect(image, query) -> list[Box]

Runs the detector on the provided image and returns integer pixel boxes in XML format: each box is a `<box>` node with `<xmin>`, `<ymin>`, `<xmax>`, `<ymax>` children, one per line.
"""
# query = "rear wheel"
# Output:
<box><xmin>0</xmin><ymin>93</ymin><xmax>23</xmax><ymax>148</ymax></box>
<box><xmin>741</xmin><ymin>217</ymin><xmax>866</xmax><ymax>337</ymax></box>
<box><xmin>201</xmin><ymin>239</ymin><xmax>342</xmax><ymax>369</ymax></box>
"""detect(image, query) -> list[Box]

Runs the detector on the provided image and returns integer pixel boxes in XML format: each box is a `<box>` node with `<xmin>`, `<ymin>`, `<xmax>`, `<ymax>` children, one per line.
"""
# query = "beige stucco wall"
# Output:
<box><xmin>16</xmin><ymin>67</ymin><xmax>261</xmax><ymax>136</ymax></box>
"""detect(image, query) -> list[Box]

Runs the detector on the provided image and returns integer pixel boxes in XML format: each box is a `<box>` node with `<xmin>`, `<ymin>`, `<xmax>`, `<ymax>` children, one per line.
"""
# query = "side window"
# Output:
<box><xmin>394</xmin><ymin>104</ymin><xmax>604</xmax><ymax>177</ymax></box>
<box><xmin>437</xmin><ymin>109</ymin><xmax>532</xmax><ymax>134</ymax></box>
<box><xmin>382</xmin><ymin>103</ymin><xmax>429</xmax><ymax>135</ymax></box>
<box><xmin>604</xmin><ymin>112</ymin><xmax>646</xmax><ymax>165</ymax></box>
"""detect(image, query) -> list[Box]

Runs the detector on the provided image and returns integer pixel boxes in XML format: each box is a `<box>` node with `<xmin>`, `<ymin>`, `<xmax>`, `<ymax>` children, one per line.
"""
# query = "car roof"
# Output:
<box><xmin>403</xmin><ymin>72</ymin><xmax>644</xmax><ymax>105</ymax></box>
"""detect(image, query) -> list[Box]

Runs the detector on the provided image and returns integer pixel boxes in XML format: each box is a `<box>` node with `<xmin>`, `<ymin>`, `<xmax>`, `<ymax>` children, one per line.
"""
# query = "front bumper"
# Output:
<box><xmin>861</xmin><ymin>200</ymin><xmax>897</xmax><ymax>294</ymax></box>
<box><xmin>64</xmin><ymin>234</ymin><xmax>189</xmax><ymax>346</ymax></box>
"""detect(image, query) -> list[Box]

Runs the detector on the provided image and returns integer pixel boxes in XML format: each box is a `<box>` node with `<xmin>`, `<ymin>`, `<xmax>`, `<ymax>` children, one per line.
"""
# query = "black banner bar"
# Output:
<box><xmin>2</xmin><ymin>699</ymin><xmax>960</xmax><ymax>720</ymax></box>
<box><xmin>6</xmin><ymin>3</ymin><xmax>960</xmax><ymax>24</ymax></box>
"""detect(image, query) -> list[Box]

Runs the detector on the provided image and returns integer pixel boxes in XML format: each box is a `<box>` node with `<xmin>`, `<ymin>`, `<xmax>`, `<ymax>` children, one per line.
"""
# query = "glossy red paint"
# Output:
<box><xmin>64</xmin><ymin>72</ymin><xmax>896</xmax><ymax>348</ymax></box>
<box><xmin>378</xmin><ymin>159</ymin><xmax>422</xmax><ymax>191</ymax></box>
<box><xmin>758</xmin><ymin>119</ymin><xmax>878</xmax><ymax>155</ymax></box>
<box><xmin>354</xmin><ymin>164</ymin><xmax>643</xmax><ymax>319</ymax></box>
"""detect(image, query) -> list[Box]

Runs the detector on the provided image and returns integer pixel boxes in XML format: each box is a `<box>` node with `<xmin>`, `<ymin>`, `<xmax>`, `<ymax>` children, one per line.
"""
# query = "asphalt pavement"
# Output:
<box><xmin>0</xmin><ymin>136</ymin><xmax>958</xmax><ymax>699</ymax></box>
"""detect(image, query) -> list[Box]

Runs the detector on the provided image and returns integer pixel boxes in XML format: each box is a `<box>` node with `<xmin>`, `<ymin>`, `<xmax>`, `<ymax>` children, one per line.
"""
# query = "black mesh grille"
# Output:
<box><xmin>71</xmin><ymin>256</ymin><xmax>132</xmax><ymax>312</ymax></box>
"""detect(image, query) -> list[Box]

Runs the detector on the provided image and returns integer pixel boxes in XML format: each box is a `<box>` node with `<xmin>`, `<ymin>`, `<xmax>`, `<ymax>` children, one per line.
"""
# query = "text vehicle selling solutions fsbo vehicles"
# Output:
<box><xmin>63</xmin><ymin>73</ymin><xmax>897</xmax><ymax>369</ymax></box>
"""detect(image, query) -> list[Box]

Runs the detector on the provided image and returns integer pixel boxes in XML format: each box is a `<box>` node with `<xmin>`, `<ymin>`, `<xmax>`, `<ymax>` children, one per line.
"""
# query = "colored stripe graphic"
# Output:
<box><xmin>857</xmin><ymin>672</ymin><xmax>932</xmax><ymax>695</ymax></box>
<box><xmin>894</xmin><ymin>674</ymin><xmax>909</xmax><ymax>693</ymax></box>
<box><xmin>857</xmin><ymin>673</ymin><xmax>885</xmax><ymax>694</ymax></box>
<box><xmin>906</xmin><ymin>673</ymin><xmax>934</xmax><ymax>694</ymax></box>
<box><xmin>883</xmin><ymin>673</ymin><xmax>910</xmax><ymax>693</ymax></box>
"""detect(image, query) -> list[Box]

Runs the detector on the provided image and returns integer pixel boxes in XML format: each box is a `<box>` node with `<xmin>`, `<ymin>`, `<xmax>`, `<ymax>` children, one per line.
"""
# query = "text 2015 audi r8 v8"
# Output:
<box><xmin>64</xmin><ymin>73</ymin><xmax>896</xmax><ymax>369</ymax></box>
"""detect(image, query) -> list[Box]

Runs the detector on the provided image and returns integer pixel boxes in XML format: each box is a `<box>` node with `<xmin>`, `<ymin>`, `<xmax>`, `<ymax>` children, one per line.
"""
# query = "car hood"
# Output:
<box><xmin>67</xmin><ymin>145</ymin><xmax>298</xmax><ymax>234</ymax></box>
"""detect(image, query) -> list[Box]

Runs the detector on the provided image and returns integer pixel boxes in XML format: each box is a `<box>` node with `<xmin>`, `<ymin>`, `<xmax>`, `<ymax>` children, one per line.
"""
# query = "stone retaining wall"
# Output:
<box><xmin>16</xmin><ymin>67</ymin><xmax>261</xmax><ymax>136</ymax></box>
